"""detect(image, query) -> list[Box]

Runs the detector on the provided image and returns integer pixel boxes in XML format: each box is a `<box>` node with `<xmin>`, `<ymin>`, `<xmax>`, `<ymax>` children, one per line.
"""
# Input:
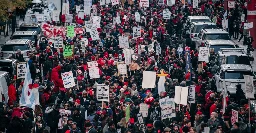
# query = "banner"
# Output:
<box><xmin>188</xmin><ymin>85</ymin><xmax>195</xmax><ymax>103</ymax></box>
<box><xmin>139</xmin><ymin>103</ymin><xmax>148</xmax><ymax>117</ymax></box>
<box><xmin>119</xmin><ymin>36</ymin><xmax>129</xmax><ymax>48</ymax></box>
<box><xmin>140</xmin><ymin>0</ymin><xmax>149</xmax><ymax>7</ymax></box>
<box><xmin>159</xmin><ymin>97</ymin><xmax>175</xmax><ymax>120</ymax></box>
<box><xmin>142</xmin><ymin>71</ymin><xmax>156</xmax><ymax>88</ymax></box>
<box><xmin>163</xmin><ymin>9</ymin><xmax>171</xmax><ymax>19</ymax></box>
<box><xmin>135</xmin><ymin>12</ymin><xmax>140</xmax><ymax>22</ymax></box>
<box><xmin>133</xmin><ymin>26</ymin><xmax>141</xmax><ymax>38</ymax></box>
<box><xmin>89</xmin><ymin>67</ymin><xmax>100</xmax><ymax>79</ymax></box>
<box><xmin>96</xmin><ymin>84</ymin><xmax>109</xmax><ymax>102</ymax></box>
<box><xmin>17</xmin><ymin>62</ymin><xmax>27</xmax><ymax>79</ymax></box>
<box><xmin>117</xmin><ymin>63</ymin><xmax>127</xmax><ymax>75</ymax></box>
<box><xmin>198</xmin><ymin>47</ymin><xmax>209</xmax><ymax>63</ymax></box>
<box><xmin>63</xmin><ymin>45</ymin><xmax>74</xmax><ymax>58</ymax></box>
<box><xmin>41</xmin><ymin>23</ymin><xmax>66</xmax><ymax>38</ymax></box>
<box><xmin>244</xmin><ymin>75</ymin><xmax>255</xmax><ymax>99</ymax></box>
<box><xmin>61</xmin><ymin>71</ymin><xmax>76</xmax><ymax>88</ymax></box>
<box><xmin>67</xmin><ymin>26</ymin><xmax>75</xmax><ymax>37</ymax></box>
<box><xmin>231</xmin><ymin>110</ymin><xmax>238</xmax><ymax>125</ymax></box>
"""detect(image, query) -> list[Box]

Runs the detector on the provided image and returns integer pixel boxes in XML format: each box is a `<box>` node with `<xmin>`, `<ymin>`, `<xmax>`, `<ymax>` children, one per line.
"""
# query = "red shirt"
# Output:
<box><xmin>210</xmin><ymin>103</ymin><xmax>217</xmax><ymax>114</ymax></box>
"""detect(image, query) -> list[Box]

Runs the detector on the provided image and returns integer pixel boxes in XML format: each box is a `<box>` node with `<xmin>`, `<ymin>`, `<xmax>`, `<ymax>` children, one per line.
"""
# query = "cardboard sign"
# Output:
<box><xmin>61</xmin><ymin>71</ymin><xmax>76</xmax><ymax>88</ymax></box>
<box><xmin>198</xmin><ymin>47</ymin><xmax>209</xmax><ymax>63</ymax></box>
<box><xmin>163</xmin><ymin>9</ymin><xmax>171</xmax><ymax>19</ymax></box>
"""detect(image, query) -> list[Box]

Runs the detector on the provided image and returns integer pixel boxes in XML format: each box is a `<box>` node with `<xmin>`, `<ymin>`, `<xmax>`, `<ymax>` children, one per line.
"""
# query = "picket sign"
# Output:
<box><xmin>159</xmin><ymin>97</ymin><xmax>175</xmax><ymax>120</ymax></box>
<box><xmin>140</xmin><ymin>0</ymin><xmax>149</xmax><ymax>7</ymax></box>
<box><xmin>117</xmin><ymin>62</ymin><xmax>128</xmax><ymax>75</ymax></box>
<box><xmin>228</xmin><ymin>1</ymin><xmax>235</xmax><ymax>8</ymax></box>
<box><xmin>163</xmin><ymin>9</ymin><xmax>171</xmax><ymax>19</ymax></box>
<box><xmin>188</xmin><ymin>85</ymin><xmax>195</xmax><ymax>103</ymax></box>
<box><xmin>61</xmin><ymin>71</ymin><xmax>76</xmax><ymax>88</ymax></box>
<box><xmin>193</xmin><ymin>0</ymin><xmax>198</xmax><ymax>8</ymax></box>
<box><xmin>17</xmin><ymin>62</ymin><xmax>27</xmax><ymax>79</ymax></box>
<box><xmin>87</xmin><ymin>61</ymin><xmax>98</xmax><ymax>68</ymax></box>
<box><xmin>96</xmin><ymin>84</ymin><xmax>109</xmax><ymax>102</ymax></box>
<box><xmin>133</xmin><ymin>26</ymin><xmax>141</xmax><ymax>38</ymax></box>
<box><xmin>198</xmin><ymin>47</ymin><xmax>209</xmax><ymax>63</ymax></box>
<box><xmin>119</xmin><ymin>36</ymin><xmax>129</xmax><ymax>48</ymax></box>
<box><xmin>89</xmin><ymin>67</ymin><xmax>100</xmax><ymax>79</ymax></box>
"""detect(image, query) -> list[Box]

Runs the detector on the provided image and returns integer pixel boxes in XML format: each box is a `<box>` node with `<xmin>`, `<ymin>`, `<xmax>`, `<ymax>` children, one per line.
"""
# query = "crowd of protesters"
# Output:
<box><xmin>1</xmin><ymin>0</ymin><xmax>255</xmax><ymax>133</ymax></box>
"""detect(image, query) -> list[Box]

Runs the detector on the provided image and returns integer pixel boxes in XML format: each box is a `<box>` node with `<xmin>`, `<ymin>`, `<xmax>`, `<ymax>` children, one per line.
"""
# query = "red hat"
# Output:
<box><xmin>124</xmin><ymin>82</ymin><xmax>128</xmax><ymax>86</ymax></box>
<box><xmin>75</xmin><ymin>99</ymin><xmax>81</xmax><ymax>104</ymax></box>
<box><xmin>147</xmin><ymin>123</ymin><xmax>153</xmax><ymax>127</ymax></box>
<box><xmin>13</xmin><ymin>75</ymin><xmax>17</xmax><ymax>80</ymax></box>
<box><xmin>106</xmin><ymin>76</ymin><xmax>111</xmax><ymax>80</ymax></box>
<box><xmin>146</xmin><ymin>89</ymin><xmax>151</xmax><ymax>94</ymax></box>
<box><xmin>198</xmin><ymin>76</ymin><xmax>203</xmax><ymax>80</ymax></box>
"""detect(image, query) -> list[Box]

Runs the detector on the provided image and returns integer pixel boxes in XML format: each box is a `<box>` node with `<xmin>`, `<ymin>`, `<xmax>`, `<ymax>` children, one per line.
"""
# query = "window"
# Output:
<box><xmin>20</xmin><ymin>27</ymin><xmax>41</xmax><ymax>33</ymax></box>
<box><xmin>192</xmin><ymin>25</ymin><xmax>218</xmax><ymax>33</ymax></box>
<box><xmin>224</xmin><ymin>71</ymin><xmax>253</xmax><ymax>79</ymax></box>
<box><xmin>226</xmin><ymin>56</ymin><xmax>251</xmax><ymax>65</ymax></box>
<box><xmin>205</xmin><ymin>34</ymin><xmax>230</xmax><ymax>40</ymax></box>
<box><xmin>12</xmin><ymin>35</ymin><xmax>36</xmax><ymax>41</ymax></box>
<box><xmin>2</xmin><ymin>44</ymin><xmax>29</xmax><ymax>51</ymax></box>
<box><xmin>209</xmin><ymin>45</ymin><xmax>235</xmax><ymax>53</ymax></box>
<box><xmin>191</xmin><ymin>19</ymin><xmax>211</xmax><ymax>23</ymax></box>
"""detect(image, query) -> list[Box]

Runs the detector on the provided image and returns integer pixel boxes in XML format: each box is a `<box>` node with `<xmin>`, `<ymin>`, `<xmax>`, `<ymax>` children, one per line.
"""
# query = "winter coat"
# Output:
<box><xmin>8</xmin><ymin>83</ymin><xmax>16</xmax><ymax>105</ymax></box>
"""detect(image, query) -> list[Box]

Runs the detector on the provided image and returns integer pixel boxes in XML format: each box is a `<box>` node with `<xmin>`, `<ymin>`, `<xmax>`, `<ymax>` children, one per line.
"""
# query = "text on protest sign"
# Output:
<box><xmin>140</xmin><ymin>0</ymin><xmax>149</xmax><ymax>7</ymax></box>
<box><xmin>159</xmin><ymin>97</ymin><xmax>176</xmax><ymax>120</ymax></box>
<box><xmin>61</xmin><ymin>71</ymin><xmax>76</xmax><ymax>88</ymax></box>
<box><xmin>89</xmin><ymin>67</ymin><xmax>100</xmax><ymax>79</ymax></box>
<box><xmin>133</xmin><ymin>26</ymin><xmax>141</xmax><ymax>38</ymax></box>
<box><xmin>96</xmin><ymin>84</ymin><xmax>109</xmax><ymax>102</ymax></box>
<box><xmin>17</xmin><ymin>62</ymin><xmax>27</xmax><ymax>79</ymax></box>
<box><xmin>117</xmin><ymin>63</ymin><xmax>128</xmax><ymax>75</ymax></box>
<box><xmin>63</xmin><ymin>45</ymin><xmax>74</xmax><ymax>58</ymax></box>
<box><xmin>119</xmin><ymin>36</ymin><xmax>129</xmax><ymax>48</ymax></box>
<box><xmin>198</xmin><ymin>47</ymin><xmax>209</xmax><ymax>63</ymax></box>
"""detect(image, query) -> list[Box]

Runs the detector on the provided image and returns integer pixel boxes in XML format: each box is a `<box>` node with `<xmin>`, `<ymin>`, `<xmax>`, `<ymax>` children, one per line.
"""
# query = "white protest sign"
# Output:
<box><xmin>92</xmin><ymin>16</ymin><xmax>101</xmax><ymax>28</ymax></box>
<box><xmin>193</xmin><ymin>0</ymin><xmax>198</xmax><ymax>8</ymax></box>
<box><xmin>61</xmin><ymin>71</ymin><xmax>76</xmax><ymax>88</ymax></box>
<box><xmin>123</xmin><ymin>48</ymin><xmax>134</xmax><ymax>65</ymax></box>
<box><xmin>167</xmin><ymin>0</ymin><xmax>175</xmax><ymax>6</ymax></box>
<box><xmin>87</xmin><ymin>61</ymin><xmax>98</xmax><ymax>68</ymax></box>
<box><xmin>53</xmin><ymin>37</ymin><xmax>63</xmax><ymax>48</ymax></box>
<box><xmin>158</xmin><ymin>0</ymin><xmax>164</xmax><ymax>5</ymax></box>
<box><xmin>163</xmin><ymin>9</ymin><xmax>171</xmax><ymax>19</ymax></box>
<box><xmin>66</xmin><ymin>14</ymin><xmax>73</xmax><ymax>23</ymax></box>
<box><xmin>174</xmin><ymin>86</ymin><xmax>188</xmax><ymax>105</ymax></box>
<box><xmin>228</xmin><ymin>1</ymin><xmax>235</xmax><ymax>8</ymax></box>
<box><xmin>231</xmin><ymin>110</ymin><xmax>238</xmax><ymax>125</ymax></box>
<box><xmin>85</xmin><ymin>23</ymin><xmax>93</xmax><ymax>32</ymax></box>
<box><xmin>90</xmin><ymin>28</ymin><xmax>100</xmax><ymax>40</ymax></box>
<box><xmin>244</xmin><ymin>75</ymin><xmax>255</xmax><ymax>99</ymax></box>
<box><xmin>142</xmin><ymin>71</ymin><xmax>156</xmax><ymax>88</ymax></box>
<box><xmin>135</xmin><ymin>12</ymin><xmax>140</xmax><ymax>22</ymax></box>
<box><xmin>76</xmin><ymin>5</ymin><xmax>80</xmax><ymax>13</ymax></box>
<box><xmin>78</xmin><ymin>11</ymin><xmax>85</xmax><ymax>19</ymax></box>
<box><xmin>96</xmin><ymin>84</ymin><xmax>109</xmax><ymax>102</ymax></box>
<box><xmin>89</xmin><ymin>67</ymin><xmax>100</xmax><ymax>79</ymax></box>
<box><xmin>133</xmin><ymin>26</ymin><xmax>141</xmax><ymax>38</ymax></box>
<box><xmin>111</xmin><ymin>0</ymin><xmax>119</xmax><ymax>5</ymax></box>
<box><xmin>81</xmin><ymin>38</ymin><xmax>88</xmax><ymax>47</ymax></box>
<box><xmin>116</xmin><ymin>16</ymin><xmax>121</xmax><ymax>24</ymax></box>
<box><xmin>100</xmin><ymin>0</ymin><xmax>106</xmax><ymax>5</ymax></box>
<box><xmin>36</xmin><ymin>14</ymin><xmax>44</xmax><ymax>22</ymax></box>
<box><xmin>244</xmin><ymin>22</ymin><xmax>253</xmax><ymax>29</ymax></box>
<box><xmin>119</xmin><ymin>36</ymin><xmax>129</xmax><ymax>48</ymax></box>
<box><xmin>117</xmin><ymin>63</ymin><xmax>127</xmax><ymax>75</ymax></box>
<box><xmin>188</xmin><ymin>85</ymin><xmax>195</xmax><ymax>103</ymax></box>
<box><xmin>62</xmin><ymin>3</ymin><xmax>69</xmax><ymax>15</ymax></box>
<box><xmin>198</xmin><ymin>47</ymin><xmax>209</xmax><ymax>63</ymax></box>
<box><xmin>17</xmin><ymin>62</ymin><xmax>27</xmax><ymax>79</ymax></box>
<box><xmin>159</xmin><ymin>97</ymin><xmax>175</xmax><ymax>120</ymax></box>
<box><xmin>52</xmin><ymin>10</ymin><xmax>60</xmax><ymax>21</ymax></box>
<box><xmin>106</xmin><ymin>0</ymin><xmax>111</xmax><ymax>4</ymax></box>
<box><xmin>241</xmin><ymin>14</ymin><xmax>245</xmax><ymax>22</ymax></box>
<box><xmin>140</xmin><ymin>0</ymin><xmax>149</xmax><ymax>7</ymax></box>
<box><xmin>139</xmin><ymin>103</ymin><xmax>149</xmax><ymax>117</ymax></box>
<box><xmin>92</xmin><ymin>5</ymin><xmax>97</xmax><ymax>16</ymax></box>
<box><xmin>84</xmin><ymin>0</ymin><xmax>91</xmax><ymax>15</ymax></box>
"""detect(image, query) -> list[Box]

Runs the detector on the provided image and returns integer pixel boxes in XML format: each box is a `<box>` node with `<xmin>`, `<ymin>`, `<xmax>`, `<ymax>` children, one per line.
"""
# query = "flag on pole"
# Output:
<box><xmin>19</xmin><ymin>63</ymin><xmax>40</xmax><ymax>109</ymax></box>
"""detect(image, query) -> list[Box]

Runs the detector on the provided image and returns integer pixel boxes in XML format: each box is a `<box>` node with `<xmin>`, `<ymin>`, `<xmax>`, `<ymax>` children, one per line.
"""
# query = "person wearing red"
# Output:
<box><xmin>210</xmin><ymin>100</ymin><xmax>218</xmax><ymax>115</ymax></box>
<box><xmin>51</xmin><ymin>65</ymin><xmax>64</xmax><ymax>92</ymax></box>
<box><xmin>8</xmin><ymin>80</ymin><xmax>17</xmax><ymax>106</ymax></box>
